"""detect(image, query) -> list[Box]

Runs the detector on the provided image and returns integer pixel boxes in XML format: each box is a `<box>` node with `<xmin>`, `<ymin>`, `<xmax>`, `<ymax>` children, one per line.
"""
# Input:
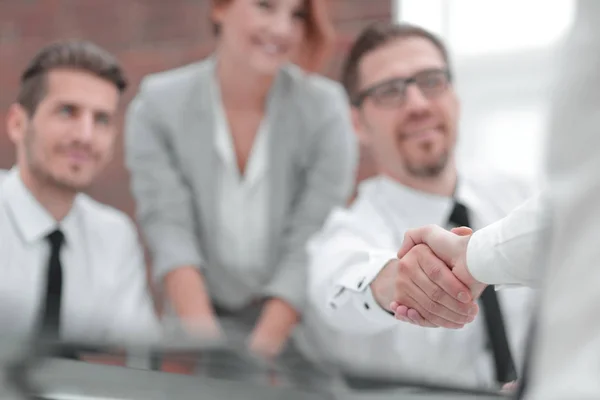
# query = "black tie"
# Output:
<box><xmin>514</xmin><ymin>320</ymin><xmax>536</xmax><ymax>398</ymax></box>
<box><xmin>40</xmin><ymin>229</ymin><xmax>65</xmax><ymax>339</ymax></box>
<box><xmin>448</xmin><ymin>202</ymin><xmax>517</xmax><ymax>384</ymax></box>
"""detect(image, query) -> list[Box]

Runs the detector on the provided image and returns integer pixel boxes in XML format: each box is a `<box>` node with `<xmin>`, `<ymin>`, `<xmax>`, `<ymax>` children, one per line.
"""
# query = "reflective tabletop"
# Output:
<box><xmin>0</xmin><ymin>337</ymin><xmax>507</xmax><ymax>400</ymax></box>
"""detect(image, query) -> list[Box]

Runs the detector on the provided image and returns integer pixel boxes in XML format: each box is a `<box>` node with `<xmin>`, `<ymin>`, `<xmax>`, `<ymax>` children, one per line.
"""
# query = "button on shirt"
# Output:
<box><xmin>0</xmin><ymin>168</ymin><xmax>160</xmax><ymax>346</ymax></box>
<box><xmin>304</xmin><ymin>172</ymin><xmax>537</xmax><ymax>388</ymax></box>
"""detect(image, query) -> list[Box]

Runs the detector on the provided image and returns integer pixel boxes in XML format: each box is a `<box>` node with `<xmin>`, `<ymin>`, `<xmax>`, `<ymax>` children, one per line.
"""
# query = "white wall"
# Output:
<box><xmin>396</xmin><ymin>0</ymin><xmax>576</xmax><ymax>182</ymax></box>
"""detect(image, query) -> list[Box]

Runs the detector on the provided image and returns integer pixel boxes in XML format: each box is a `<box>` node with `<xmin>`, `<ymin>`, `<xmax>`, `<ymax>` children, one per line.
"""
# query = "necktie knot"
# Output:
<box><xmin>46</xmin><ymin>229</ymin><xmax>65</xmax><ymax>250</ymax></box>
<box><xmin>448</xmin><ymin>201</ymin><xmax>470</xmax><ymax>228</ymax></box>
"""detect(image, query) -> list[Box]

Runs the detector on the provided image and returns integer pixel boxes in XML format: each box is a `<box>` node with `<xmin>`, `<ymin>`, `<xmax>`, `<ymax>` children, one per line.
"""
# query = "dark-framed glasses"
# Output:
<box><xmin>352</xmin><ymin>68</ymin><xmax>452</xmax><ymax>107</ymax></box>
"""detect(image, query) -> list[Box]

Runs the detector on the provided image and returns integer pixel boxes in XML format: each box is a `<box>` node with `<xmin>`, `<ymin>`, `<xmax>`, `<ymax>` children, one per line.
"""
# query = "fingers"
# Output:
<box><xmin>450</xmin><ymin>226</ymin><xmax>472</xmax><ymax>236</ymax></box>
<box><xmin>388</xmin><ymin>246</ymin><xmax>476</xmax><ymax>327</ymax></box>
<box><xmin>397</xmin><ymin>225</ymin><xmax>472</xmax><ymax>268</ymax></box>
<box><xmin>396</xmin><ymin>226</ymin><xmax>430</xmax><ymax>259</ymax></box>
<box><xmin>389</xmin><ymin>291</ymin><xmax>463</xmax><ymax>329</ymax></box>
<box><xmin>410</xmin><ymin>265</ymin><xmax>478</xmax><ymax>322</ymax></box>
<box><xmin>406</xmin><ymin>308</ymin><xmax>437</xmax><ymax>328</ymax></box>
<box><xmin>415</xmin><ymin>245</ymin><xmax>474</xmax><ymax>306</ymax></box>
<box><xmin>391</xmin><ymin>305</ymin><xmax>441</xmax><ymax>328</ymax></box>
<box><xmin>404</xmin><ymin>286</ymin><xmax>471</xmax><ymax>328</ymax></box>
<box><xmin>386</xmin><ymin>244</ymin><xmax>480</xmax><ymax>328</ymax></box>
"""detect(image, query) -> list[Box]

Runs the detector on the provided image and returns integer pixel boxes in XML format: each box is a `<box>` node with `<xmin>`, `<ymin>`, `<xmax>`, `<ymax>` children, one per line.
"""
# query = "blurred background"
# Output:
<box><xmin>398</xmin><ymin>0</ymin><xmax>576</xmax><ymax>183</ymax></box>
<box><xmin>0</xmin><ymin>0</ymin><xmax>575</xmax><ymax>215</ymax></box>
<box><xmin>0</xmin><ymin>0</ymin><xmax>392</xmax><ymax>217</ymax></box>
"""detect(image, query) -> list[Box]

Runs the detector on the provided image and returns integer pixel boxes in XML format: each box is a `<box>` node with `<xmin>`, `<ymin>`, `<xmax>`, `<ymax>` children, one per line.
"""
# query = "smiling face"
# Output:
<box><xmin>352</xmin><ymin>37</ymin><xmax>460</xmax><ymax>180</ymax></box>
<box><xmin>212</xmin><ymin>0</ymin><xmax>309</xmax><ymax>75</ymax></box>
<box><xmin>7</xmin><ymin>68</ymin><xmax>120</xmax><ymax>192</ymax></box>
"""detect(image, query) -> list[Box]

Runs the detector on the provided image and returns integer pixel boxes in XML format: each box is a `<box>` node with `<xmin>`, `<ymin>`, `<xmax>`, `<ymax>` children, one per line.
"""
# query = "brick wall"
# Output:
<box><xmin>0</xmin><ymin>0</ymin><xmax>391</xmax><ymax>216</ymax></box>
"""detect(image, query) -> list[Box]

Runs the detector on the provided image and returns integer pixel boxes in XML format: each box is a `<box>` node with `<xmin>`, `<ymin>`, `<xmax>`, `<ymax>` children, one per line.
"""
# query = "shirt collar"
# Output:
<box><xmin>2</xmin><ymin>167</ymin><xmax>78</xmax><ymax>244</ymax></box>
<box><xmin>359</xmin><ymin>174</ymin><xmax>470</xmax><ymax>228</ymax></box>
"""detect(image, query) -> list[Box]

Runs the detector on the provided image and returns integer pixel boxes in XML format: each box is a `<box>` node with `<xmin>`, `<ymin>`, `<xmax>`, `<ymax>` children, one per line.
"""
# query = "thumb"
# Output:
<box><xmin>450</xmin><ymin>226</ymin><xmax>473</xmax><ymax>237</ymax></box>
<box><xmin>397</xmin><ymin>226</ymin><xmax>429</xmax><ymax>259</ymax></box>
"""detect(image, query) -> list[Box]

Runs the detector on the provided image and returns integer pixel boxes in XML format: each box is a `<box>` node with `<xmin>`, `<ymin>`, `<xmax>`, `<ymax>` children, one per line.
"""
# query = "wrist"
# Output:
<box><xmin>370</xmin><ymin>260</ymin><xmax>395</xmax><ymax>310</ymax></box>
<box><xmin>248</xmin><ymin>298</ymin><xmax>297</xmax><ymax>358</ymax></box>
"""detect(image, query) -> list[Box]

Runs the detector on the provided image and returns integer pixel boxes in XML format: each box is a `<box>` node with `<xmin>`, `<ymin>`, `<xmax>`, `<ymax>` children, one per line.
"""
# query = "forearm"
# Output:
<box><xmin>250</xmin><ymin>298</ymin><xmax>299</xmax><ymax>352</ymax></box>
<box><xmin>163</xmin><ymin>266</ymin><xmax>219</xmax><ymax>332</ymax></box>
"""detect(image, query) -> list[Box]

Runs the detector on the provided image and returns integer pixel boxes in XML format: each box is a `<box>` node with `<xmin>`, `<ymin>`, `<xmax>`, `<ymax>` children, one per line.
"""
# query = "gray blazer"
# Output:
<box><xmin>124</xmin><ymin>57</ymin><xmax>358</xmax><ymax>312</ymax></box>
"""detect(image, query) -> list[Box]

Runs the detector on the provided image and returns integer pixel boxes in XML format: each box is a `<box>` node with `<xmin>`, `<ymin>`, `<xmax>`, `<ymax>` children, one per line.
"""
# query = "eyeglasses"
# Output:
<box><xmin>352</xmin><ymin>68</ymin><xmax>452</xmax><ymax>108</ymax></box>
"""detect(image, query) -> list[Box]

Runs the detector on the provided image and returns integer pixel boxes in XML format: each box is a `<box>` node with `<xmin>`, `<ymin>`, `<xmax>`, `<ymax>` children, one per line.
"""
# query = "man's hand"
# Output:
<box><xmin>370</xmin><ymin>244</ymin><xmax>479</xmax><ymax>329</ymax></box>
<box><xmin>391</xmin><ymin>225</ymin><xmax>487</xmax><ymax>326</ymax></box>
<box><xmin>248</xmin><ymin>298</ymin><xmax>299</xmax><ymax>360</ymax></box>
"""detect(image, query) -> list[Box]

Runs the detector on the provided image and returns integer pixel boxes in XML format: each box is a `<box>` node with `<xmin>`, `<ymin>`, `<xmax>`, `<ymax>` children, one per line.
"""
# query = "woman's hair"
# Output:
<box><xmin>211</xmin><ymin>0</ymin><xmax>334</xmax><ymax>73</ymax></box>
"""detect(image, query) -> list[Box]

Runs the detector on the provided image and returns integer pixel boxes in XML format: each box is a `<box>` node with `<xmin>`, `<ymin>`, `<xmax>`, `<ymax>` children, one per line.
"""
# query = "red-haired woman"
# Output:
<box><xmin>125</xmin><ymin>0</ymin><xmax>357</xmax><ymax>371</ymax></box>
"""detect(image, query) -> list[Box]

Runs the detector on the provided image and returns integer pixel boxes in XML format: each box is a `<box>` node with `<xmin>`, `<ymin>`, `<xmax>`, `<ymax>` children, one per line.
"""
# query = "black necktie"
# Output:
<box><xmin>514</xmin><ymin>320</ymin><xmax>536</xmax><ymax>398</ymax></box>
<box><xmin>448</xmin><ymin>202</ymin><xmax>517</xmax><ymax>384</ymax></box>
<box><xmin>40</xmin><ymin>229</ymin><xmax>65</xmax><ymax>339</ymax></box>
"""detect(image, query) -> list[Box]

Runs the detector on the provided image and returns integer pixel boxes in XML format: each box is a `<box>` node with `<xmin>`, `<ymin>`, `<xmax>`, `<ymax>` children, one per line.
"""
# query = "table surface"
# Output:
<box><xmin>0</xmin><ymin>338</ymin><xmax>507</xmax><ymax>400</ymax></box>
<box><xmin>0</xmin><ymin>360</ymin><xmax>507</xmax><ymax>400</ymax></box>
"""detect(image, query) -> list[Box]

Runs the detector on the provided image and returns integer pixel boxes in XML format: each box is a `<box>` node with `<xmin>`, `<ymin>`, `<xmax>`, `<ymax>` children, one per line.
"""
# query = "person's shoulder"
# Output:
<box><xmin>281</xmin><ymin>64</ymin><xmax>349</xmax><ymax>112</ymax></box>
<box><xmin>75</xmin><ymin>195</ymin><xmax>138</xmax><ymax>239</ymax></box>
<box><xmin>137</xmin><ymin>58</ymin><xmax>213</xmax><ymax>98</ymax></box>
<box><xmin>318</xmin><ymin>179</ymin><xmax>390</xmax><ymax>241</ymax></box>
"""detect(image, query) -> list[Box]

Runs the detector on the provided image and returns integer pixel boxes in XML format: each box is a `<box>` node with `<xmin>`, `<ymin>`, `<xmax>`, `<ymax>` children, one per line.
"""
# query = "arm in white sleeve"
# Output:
<box><xmin>307</xmin><ymin>213</ymin><xmax>400</xmax><ymax>335</ymax></box>
<box><xmin>466</xmin><ymin>193</ymin><xmax>550</xmax><ymax>287</ymax></box>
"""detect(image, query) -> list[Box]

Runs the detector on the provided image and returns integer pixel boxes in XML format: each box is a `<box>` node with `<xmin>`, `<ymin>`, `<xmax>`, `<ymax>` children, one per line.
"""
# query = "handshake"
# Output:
<box><xmin>371</xmin><ymin>225</ymin><xmax>487</xmax><ymax>329</ymax></box>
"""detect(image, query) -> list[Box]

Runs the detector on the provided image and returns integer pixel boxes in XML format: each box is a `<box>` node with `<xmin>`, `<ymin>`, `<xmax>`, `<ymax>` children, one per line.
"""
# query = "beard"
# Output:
<box><xmin>404</xmin><ymin>149</ymin><xmax>450</xmax><ymax>178</ymax></box>
<box><xmin>23</xmin><ymin>126</ymin><xmax>90</xmax><ymax>193</ymax></box>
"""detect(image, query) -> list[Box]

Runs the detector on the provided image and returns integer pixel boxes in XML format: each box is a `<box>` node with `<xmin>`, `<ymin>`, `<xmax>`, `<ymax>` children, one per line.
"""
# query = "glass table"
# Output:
<box><xmin>0</xmin><ymin>337</ymin><xmax>508</xmax><ymax>400</ymax></box>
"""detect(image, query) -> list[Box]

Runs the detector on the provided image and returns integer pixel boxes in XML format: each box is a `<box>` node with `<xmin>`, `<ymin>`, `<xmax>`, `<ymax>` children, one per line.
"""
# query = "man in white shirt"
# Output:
<box><xmin>303</xmin><ymin>23</ymin><xmax>536</xmax><ymax>388</ymax></box>
<box><xmin>388</xmin><ymin>1</ymin><xmax>600</xmax><ymax>398</ymax></box>
<box><xmin>0</xmin><ymin>40</ymin><xmax>159</xmax><ymax>348</ymax></box>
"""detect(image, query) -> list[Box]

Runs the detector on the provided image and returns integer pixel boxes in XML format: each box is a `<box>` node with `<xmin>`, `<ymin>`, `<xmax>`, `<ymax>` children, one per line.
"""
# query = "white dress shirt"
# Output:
<box><xmin>211</xmin><ymin>78</ymin><xmax>271</xmax><ymax>292</ymax></box>
<box><xmin>467</xmin><ymin>194</ymin><xmax>547</xmax><ymax>287</ymax></box>
<box><xmin>0</xmin><ymin>168</ymin><xmax>160</xmax><ymax>346</ymax></box>
<box><xmin>303</xmin><ymin>172</ymin><xmax>537</xmax><ymax>388</ymax></box>
<box><xmin>465</xmin><ymin>1</ymin><xmax>600</xmax><ymax>397</ymax></box>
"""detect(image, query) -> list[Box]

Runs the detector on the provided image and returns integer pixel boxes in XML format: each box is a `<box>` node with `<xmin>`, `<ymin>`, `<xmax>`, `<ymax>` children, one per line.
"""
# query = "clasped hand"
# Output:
<box><xmin>371</xmin><ymin>225</ymin><xmax>486</xmax><ymax>328</ymax></box>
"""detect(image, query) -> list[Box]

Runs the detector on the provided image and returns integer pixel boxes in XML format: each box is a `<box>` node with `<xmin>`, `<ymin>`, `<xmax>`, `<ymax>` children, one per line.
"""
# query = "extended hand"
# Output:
<box><xmin>391</xmin><ymin>225</ymin><xmax>487</xmax><ymax>326</ymax></box>
<box><xmin>370</xmin><ymin>243</ymin><xmax>479</xmax><ymax>329</ymax></box>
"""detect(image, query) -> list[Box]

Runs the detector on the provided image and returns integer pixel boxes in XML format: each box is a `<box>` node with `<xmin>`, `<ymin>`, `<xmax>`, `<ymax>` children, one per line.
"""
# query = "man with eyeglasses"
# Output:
<box><xmin>301</xmin><ymin>23</ymin><xmax>537</xmax><ymax>389</ymax></box>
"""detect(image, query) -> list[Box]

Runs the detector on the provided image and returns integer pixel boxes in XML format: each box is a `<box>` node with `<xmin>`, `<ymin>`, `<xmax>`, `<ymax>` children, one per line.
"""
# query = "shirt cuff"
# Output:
<box><xmin>334</xmin><ymin>250</ymin><xmax>398</xmax><ymax>328</ymax></box>
<box><xmin>466</xmin><ymin>229</ymin><xmax>517</xmax><ymax>285</ymax></box>
<box><xmin>337</xmin><ymin>249</ymin><xmax>397</xmax><ymax>292</ymax></box>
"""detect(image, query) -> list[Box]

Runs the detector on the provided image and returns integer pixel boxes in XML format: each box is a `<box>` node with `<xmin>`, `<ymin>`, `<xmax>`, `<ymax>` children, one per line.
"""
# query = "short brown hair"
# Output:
<box><xmin>211</xmin><ymin>0</ymin><xmax>334</xmax><ymax>72</ymax></box>
<box><xmin>17</xmin><ymin>39</ymin><xmax>128</xmax><ymax>116</ymax></box>
<box><xmin>341</xmin><ymin>22</ymin><xmax>452</xmax><ymax>104</ymax></box>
